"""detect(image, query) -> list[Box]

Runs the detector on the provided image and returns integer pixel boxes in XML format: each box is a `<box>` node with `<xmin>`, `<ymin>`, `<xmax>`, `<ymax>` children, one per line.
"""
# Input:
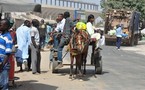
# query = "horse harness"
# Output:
<box><xmin>70</xmin><ymin>30</ymin><xmax>90</xmax><ymax>55</ymax></box>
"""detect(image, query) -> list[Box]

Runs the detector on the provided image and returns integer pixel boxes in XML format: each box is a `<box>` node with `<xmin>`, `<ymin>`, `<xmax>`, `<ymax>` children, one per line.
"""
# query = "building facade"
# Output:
<box><xmin>34</xmin><ymin>0</ymin><xmax>98</xmax><ymax>11</ymax></box>
<box><xmin>33</xmin><ymin>0</ymin><xmax>100</xmax><ymax>21</ymax></box>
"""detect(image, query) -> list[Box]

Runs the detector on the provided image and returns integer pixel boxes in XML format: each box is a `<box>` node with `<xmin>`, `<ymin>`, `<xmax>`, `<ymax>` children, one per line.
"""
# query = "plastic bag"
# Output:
<box><xmin>76</xmin><ymin>22</ymin><xmax>86</xmax><ymax>30</ymax></box>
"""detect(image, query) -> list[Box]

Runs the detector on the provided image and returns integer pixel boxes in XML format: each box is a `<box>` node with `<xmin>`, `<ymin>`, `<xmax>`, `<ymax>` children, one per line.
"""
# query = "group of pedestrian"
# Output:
<box><xmin>0</xmin><ymin>11</ymin><xmax>105</xmax><ymax>90</ymax></box>
<box><xmin>0</xmin><ymin>17</ymin><xmax>50</xmax><ymax>89</ymax></box>
<box><xmin>15</xmin><ymin>19</ymin><xmax>49</xmax><ymax>74</ymax></box>
<box><xmin>14</xmin><ymin>18</ymin><xmax>54</xmax><ymax>75</ymax></box>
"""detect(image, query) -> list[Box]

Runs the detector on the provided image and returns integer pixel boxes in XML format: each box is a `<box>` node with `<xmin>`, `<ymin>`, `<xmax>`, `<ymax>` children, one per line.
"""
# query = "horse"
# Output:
<box><xmin>68</xmin><ymin>29</ymin><xmax>90</xmax><ymax>79</ymax></box>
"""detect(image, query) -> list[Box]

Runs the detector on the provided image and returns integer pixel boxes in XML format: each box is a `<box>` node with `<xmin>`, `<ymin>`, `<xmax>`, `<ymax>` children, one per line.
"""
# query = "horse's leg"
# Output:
<box><xmin>75</xmin><ymin>56</ymin><xmax>78</xmax><ymax>75</ymax></box>
<box><xmin>83</xmin><ymin>50</ymin><xmax>88</xmax><ymax>75</ymax></box>
<box><xmin>77</xmin><ymin>55</ymin><xmax>83</xmax><ymax>79</ymax></box>
<box><xmin>83</xmin><ymin>57</ymin><xmax>87</xmax><ymax>75</ymax></box>
<box><xmin>81</xmin><ymin>46</ymin><xmax>88</xmax><ymax>75</ymax></box>
<box><xmin>70</xmin><ymin>54</ymin><xmax>74</xmax><ymax>79</ymax></box>
<box><xmin>81</xmin><ymin>54</ymin><xmax>85</xmax><ymax>75</ymax></box>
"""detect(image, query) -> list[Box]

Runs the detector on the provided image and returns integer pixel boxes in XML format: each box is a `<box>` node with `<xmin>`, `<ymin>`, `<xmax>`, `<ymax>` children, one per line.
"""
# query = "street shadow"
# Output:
<box><xmin>41</xmin><ymin>71</ymin><xmax>48</xmax><ymax>74</ymax></box>
<box><xmin>15</xmin><ymin>70</ymin><xmax>48</xmax><ymax>74</ymax></box>
<box><xmin>53</xmin><ymin>68</ymin><xmax>109</xmax><ymax>81</ymax></box>
<box><xmin>40</xmin><ymin>50</ymin><xmax>50</xmax><ymax>52</ymax></box>
<box><xmin>56</xmin><ymin>68</ymin><xmax>92</xmax><ymax>81</ymax></box>
<box><xmin>10</xmin><ymin>80</ymin><xmax>58</xmax><ymax>90</ymax></box>
<box><xmin>101</xmin><ymin>71</ymin><xmax>110</xmax><ymax>75</ymax></box>
<box><xmin>14</xmin><ymin>70</ymin><xmax>24</xmax><ymax>73</ymax></box>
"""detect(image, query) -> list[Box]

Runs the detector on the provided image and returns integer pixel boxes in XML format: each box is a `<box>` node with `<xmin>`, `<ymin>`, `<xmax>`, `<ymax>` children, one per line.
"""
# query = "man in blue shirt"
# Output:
<box><xmin>0</xmin><ymin>19</ymin><xmax>13</xmax><ymax>90</ymax></box>
<box><xmin>116</xmin><ymin>24</ymin><xmax>123</xmax><ymax>50</ymax></box>
<box><xmin>45</xmin><ymin>22</ymin><xmax>52</xmax><ymax>46</ymax></box>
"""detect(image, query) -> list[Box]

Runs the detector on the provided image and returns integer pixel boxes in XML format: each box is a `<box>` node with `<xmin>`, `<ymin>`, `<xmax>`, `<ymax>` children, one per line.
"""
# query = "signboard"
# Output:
<box><xmin>74</xmin><ymin>10</ymin><xmax>86</xmax><ymax>21</ymax></box>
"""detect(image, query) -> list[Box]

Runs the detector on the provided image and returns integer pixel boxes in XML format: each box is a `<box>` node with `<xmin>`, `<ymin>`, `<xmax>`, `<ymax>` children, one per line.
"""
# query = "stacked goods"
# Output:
<box><xmin>108</xmin><ymin>30</ymin><xmax>116</xmax><ymax>36</ymax></box>
<box><xmin>105</xmin><ymin>9</ymin><xmax>140</xmax><ymax>45</ymax></box>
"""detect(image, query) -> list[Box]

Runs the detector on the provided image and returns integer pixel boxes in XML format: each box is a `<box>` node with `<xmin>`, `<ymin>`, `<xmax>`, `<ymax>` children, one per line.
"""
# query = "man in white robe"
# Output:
<box><xmin>15</xmin><ymin>20</ymin><xmax>31</xmax><ymax>71</ymax></box>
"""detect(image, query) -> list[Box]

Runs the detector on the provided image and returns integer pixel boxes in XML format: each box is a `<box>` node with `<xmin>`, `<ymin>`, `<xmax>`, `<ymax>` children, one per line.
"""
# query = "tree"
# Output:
<box><xmin>100</xmin><ymin>0</ymin><xmax>145</xmax><ymax>19</ymax></box>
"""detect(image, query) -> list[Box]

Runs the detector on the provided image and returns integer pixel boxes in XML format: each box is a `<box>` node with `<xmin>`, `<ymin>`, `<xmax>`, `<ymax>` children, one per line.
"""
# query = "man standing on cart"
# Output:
<box><xmin>51</xmin><ymin>12</ymin><xmax>74</xmax><ymax>69</ymax></box>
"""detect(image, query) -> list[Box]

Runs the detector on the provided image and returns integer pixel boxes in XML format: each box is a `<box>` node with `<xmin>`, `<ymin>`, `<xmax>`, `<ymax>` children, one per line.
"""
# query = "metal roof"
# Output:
<box><xmin>0</xmin><ymin>0</ymin><xmax>41</xmax><ymax>12</ymax></box>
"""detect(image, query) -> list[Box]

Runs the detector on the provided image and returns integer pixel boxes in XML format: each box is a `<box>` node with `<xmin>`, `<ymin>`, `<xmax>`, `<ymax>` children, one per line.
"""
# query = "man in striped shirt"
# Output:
<box><xmin>0</xmin><ymin>19</ymin><xmax>13</xmax><ymax>90</ymax></box>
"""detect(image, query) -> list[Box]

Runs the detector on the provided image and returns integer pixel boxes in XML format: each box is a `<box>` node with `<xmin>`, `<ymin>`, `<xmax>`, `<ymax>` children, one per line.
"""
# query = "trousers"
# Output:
<box><xmin>0</xmin><ymin>70</ymin><xmax>9</xmax><ymax>90</ymax></box>
<box><xmin>30</xmin><ymin>44</ymin><xmax>41</xmax><ymax>73</ymax></box>
<box><xmin>40</xmin><ymin>36</ymin><xmax>46</xmax><ymax>49</ymax></box>
<box><xmin>116</xmin><ymin>37</ymin><xmax>122</xmax><ymax>49</ymax></box>
<box><xmin>50</xmin><ymin>34</ymin><xmax>70</xmax><ymax>62</ymax></box>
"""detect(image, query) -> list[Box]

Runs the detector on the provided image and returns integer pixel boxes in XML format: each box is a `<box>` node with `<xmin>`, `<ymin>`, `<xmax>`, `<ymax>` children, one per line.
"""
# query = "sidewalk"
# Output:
<box><xmin>121</xmin><ymin>40</ymin><xmax>145</xmax><ymax>55</ymax></box>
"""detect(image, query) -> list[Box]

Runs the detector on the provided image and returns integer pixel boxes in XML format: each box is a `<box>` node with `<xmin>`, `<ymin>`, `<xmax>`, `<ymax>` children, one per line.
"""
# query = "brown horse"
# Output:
<box><xmin>68</xmin><ymin>29</ymin><xmax>90</xmax><ymax>79</ymax></box>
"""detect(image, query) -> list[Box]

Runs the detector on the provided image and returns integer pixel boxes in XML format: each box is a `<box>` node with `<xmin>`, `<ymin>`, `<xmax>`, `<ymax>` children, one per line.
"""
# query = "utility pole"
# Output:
<box><xmin>46</xmin><ymin>0</ymin><xmax>48</xmax><ymax>4</ymax></box>
<box><xmin>54</xmin><ymin>0</ymin><xmax>56</xmax><ymax>6</ymax></box>
<box><xmin>50</xmin><ymin>0</ymin><xmax>52</xmax><ymax>5</ymax></box>
<box><xmin>58</xmin><ymin>0</ymin><xmax>60</xmax><ymax>6</ymax></box>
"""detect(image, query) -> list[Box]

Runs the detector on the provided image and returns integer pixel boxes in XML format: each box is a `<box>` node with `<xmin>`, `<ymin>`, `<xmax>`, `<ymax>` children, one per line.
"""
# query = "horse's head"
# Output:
<box><xmin>75</xmin><ymin>32</ymin><xmax>84</xmax><ymax>52</ymax></box>
<box><xmin>69</xmin><ymin>29</ymin><xmax>88</xmax><ymax>55</ymax></box>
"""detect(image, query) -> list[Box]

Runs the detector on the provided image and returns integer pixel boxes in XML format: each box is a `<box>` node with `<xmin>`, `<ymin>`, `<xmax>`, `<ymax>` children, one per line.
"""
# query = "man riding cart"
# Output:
<box><xmin>49</xmin><ymin>12</ymin><xmax>74</xmax><ymax>69</ymax></box>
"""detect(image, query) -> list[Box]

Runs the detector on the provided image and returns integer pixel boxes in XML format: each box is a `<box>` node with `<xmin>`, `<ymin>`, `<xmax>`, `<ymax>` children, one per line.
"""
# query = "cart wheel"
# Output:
<box><xmin>95</xmin><ymin>56</ymin><xmax>102</xmax><ymax>74</ymax></box>
<box><xmin>52</xmin><ymin>58</ymin><xmax>58</xmax><ymax>73</ymax></box>
<box><xmin>105</xmin><ymin>41</ymin><xmax>110</xmax><ymax>45</ymax></box>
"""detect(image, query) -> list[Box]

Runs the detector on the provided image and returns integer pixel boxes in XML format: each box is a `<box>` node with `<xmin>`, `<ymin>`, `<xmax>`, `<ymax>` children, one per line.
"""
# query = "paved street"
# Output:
<box><xmin>10</xmin><ymin>41</ymin><xmax>145</xmax><ymax>90</ymax></box>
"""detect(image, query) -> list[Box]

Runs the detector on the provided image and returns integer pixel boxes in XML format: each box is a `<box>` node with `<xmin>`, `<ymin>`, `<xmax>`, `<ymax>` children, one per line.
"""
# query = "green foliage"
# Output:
<box><xmin>100</xmin><ymin>0</ymin><xmax>145</xmax><ymax>19</ymax></box>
